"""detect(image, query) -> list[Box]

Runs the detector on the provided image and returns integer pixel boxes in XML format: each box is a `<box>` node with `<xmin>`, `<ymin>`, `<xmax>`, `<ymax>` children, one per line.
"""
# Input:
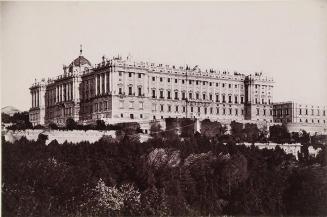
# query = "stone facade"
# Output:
<box><xmin>273</xmin><ymin>102</ymin><xmax>327</xmax><ymax>134</ymax></box>
<box><xmin>29</xmin><ymin>49</ymin><xmax>275</xmax><ymax>127</ymax></box>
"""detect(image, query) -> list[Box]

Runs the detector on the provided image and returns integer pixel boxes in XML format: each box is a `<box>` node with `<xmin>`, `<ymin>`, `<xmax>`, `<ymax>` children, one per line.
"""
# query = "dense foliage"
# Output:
<box><xmin>2</xmin><ymin>112</ymin><xmax>33</xmax><ymax>130</ymax></box>
<box><xmin>2</xmin><ymin>125</ymin><xmax>327</xmax><ymax>217</ymax></box>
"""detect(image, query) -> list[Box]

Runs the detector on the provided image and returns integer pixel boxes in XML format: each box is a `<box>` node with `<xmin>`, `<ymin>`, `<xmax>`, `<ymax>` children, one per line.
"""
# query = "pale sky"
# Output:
<box><xmin>1</xmin><ymin>1</ymin><xmax>327</xmax><ymax>111</ymax></box>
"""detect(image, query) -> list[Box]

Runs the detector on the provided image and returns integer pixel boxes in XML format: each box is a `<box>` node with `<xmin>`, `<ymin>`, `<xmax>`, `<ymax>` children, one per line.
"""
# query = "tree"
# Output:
<box><xmin>230</xmin><ymin>121</ymin><xmax>244</xmax><ymax>142</ymax></box>
<box><xmin>269</xmin><ymin>124</ymin><xmax>290</xmax><ymax>143</ymax></box>
<box><xmin>150</xmin><ymin>121</ymin><xmax>162</xmax><ymax>137</ymax></box>
<box><xmin>49</xmin><ymin>122</ymin><xmax>59</xmax><ymax>130</ymax></box>
<box><xmin>66</xmin><ymin>118</ymin><xmax>77</xmax><ymax>130</ymax></box>
<box><xmin>201</xmin><ymin>119</ymin><xmax>226</xmax><ymax>138</ymax></box>
<box><xmin>243</xmin><ymin>123</ymin><xmax>260</xmax><ymax>143</ymax></box>
<box><xmin>96</xmin><ymin>120</ymin><xmax>106</xmax><ymax>130</ymax></box>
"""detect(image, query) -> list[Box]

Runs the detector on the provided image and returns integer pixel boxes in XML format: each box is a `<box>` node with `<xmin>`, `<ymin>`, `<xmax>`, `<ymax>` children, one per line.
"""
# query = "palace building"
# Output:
<box><xmin>29</xmin><ymin>47</ymin><xmax>275</xmax><ymax>127</ymax></box>
<box><xmin>273</xmin><ymin>102</ymin><xmax>327</xmax><ymax>134</ymax></box>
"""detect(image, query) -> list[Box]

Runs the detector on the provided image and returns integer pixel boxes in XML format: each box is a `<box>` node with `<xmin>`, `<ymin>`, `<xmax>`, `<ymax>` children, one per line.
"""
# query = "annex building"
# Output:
<box><xmin>29</xmin><ymin>47</ymin><xmax>275</xmax><ymax>128</ymax></box>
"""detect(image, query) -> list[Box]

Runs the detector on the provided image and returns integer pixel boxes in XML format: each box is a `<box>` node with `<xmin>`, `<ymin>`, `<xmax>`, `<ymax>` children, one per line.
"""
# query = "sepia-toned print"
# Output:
<box><xmin>1</xmin><ymin>1</ymin><xmax>327</xmax><ymax>217</ymax></box>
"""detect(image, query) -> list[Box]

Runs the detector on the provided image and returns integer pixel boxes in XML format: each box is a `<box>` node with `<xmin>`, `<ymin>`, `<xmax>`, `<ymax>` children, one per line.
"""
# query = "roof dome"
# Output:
<box><xmin>69</xmin><ymin>56</ymin><xmax>92</xmax><ymax>67</ymax></box>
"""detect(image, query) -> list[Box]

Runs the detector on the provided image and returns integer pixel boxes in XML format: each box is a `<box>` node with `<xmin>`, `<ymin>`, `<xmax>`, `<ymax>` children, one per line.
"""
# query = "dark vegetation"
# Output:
<box><xmin>2</xmin><ymin>113</ymin><xmax>142</xmax><ymax>132</ymax></box>
<box><xmin>2</xmin><ymin>119</ymin><xmax>327</xmax><ymax>217</ymax></box>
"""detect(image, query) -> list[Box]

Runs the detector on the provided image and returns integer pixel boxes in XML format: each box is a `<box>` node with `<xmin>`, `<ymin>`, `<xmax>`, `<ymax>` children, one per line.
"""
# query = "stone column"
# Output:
<box><xmin>109</xmin><ymin>69</ymin><xmax>112</xmax><ymax>92</ymax></box>
<box><xmin>104</xmin><ymin>73</ymin><xmax>107</xmax><ymax>94</ymax></box>
<box><xmin>60</xmin><ymin>84</ymin><xmax>63</xmax><ymax>102</ymax></box>
<box><xmin>37</xmin><ymin>90</ymin><xmax>39</xmax><ymax>107</ymax></box>
<box><xmin>95</xmin><ymin>75</ymin><xmax>98</xmax><ymax>96</ymax></box>
<box><xmin>67</xmin><ymin>83</ymin><xmax>69</xmax><ymax>101</ymax></box>
<box><xmin>70</xmin><ymin>82</ymin><xmax>73</xmax><ymax>100</ymax></box>
<box><xmin>99</xmin><ymin>74</ymin><xmax>102</xmax><ymax>95</ymax></box>
<box><xmin>32</xmin><ymin>91</ymin><xmax>34</xmax><ymax>108</ymax></box>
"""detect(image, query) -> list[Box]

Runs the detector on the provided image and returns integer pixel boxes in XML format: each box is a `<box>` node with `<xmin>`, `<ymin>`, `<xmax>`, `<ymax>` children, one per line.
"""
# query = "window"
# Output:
<box><xmin>160</xmin><ymin>77</ymin><xmax>163</xmax><ymax>82</ymax></box>
<box><xmin>223</xmin><ymin>108</ymin><xmax>226</xmax><ymax>115</ymax></box>
<box><xmin>216</xmin><ymin>107</ymin><xmax>219</xmax><ymax>114</ymax></box>
<box><xmin>216</xmin><ymin>94</ymin><xmax>219</xmax><ymax>102</ymax></box>
<box><xmin>241</xmin><ymin>96</ymin><xmax>244</xmax><ymax>104</ymax></box>
<box><xmin>189</xmin><ymin>80</ymin><xmax>192</xmax><ymax>84</ymax></box>
<box><xmin>138</xmin><ymin>87</ymin><xmax>142</xmax><ymax>96</ymax></box>
<box><xmin>129</xmin><ymin>72</ymin><xmax>132</xmax><ymax>77</ymax></box>
<box><xmin>263</xmin><ymin>109</ymin><xmax>266</xmax><ymax>116</ymax></box>
<box><xmin>176</xmin><ymin>105</ymin><xmax>179</xmax><ymax>112</ymax></box>
<box><xmin>104</xmin><ymin>101</ymin><xmax>107</xmax><ymax>110</ymax></box>
<box><xmin>190</xmin><ymin>106</ymin><xmax>193</xmax><ymax>112</ymax></box>
<box><xmin>119</xmin><ymin>72</ymin><xmax>122</xmax><ymax>76</ymax></box>
<box><xmin>196</xmin><ymin>81</ymin><xmax>199</xmax><ymax>85</ymax></box>
<box><xmin>257</xmin><ymin>108</ymin><xmax>259</xmax><ymax>115</ymax></box>
<box><xmin>129</xmin><ymin>86</ymin><xmax>132</xmax><ymax>95</ymax></box>
<box><xmin>209</xmin><ymin>82</ymin><xmax>212</xmax><ymax>86</ymax></box>
<box><xmin>235</xmin><ymin>84</ymin><xmax>237</xmax><ymax>88</ymax></box>
<box><xmin>99</xmin><ymin>102</ymin><xmax>102</xmax><ymax>111</ymax></box>
<box><xmin>130</xmin><ymin>114</ymin><xmax>134</xmax><ymax>119</ymax></box>
<box><xmin>235</xmin><ymin>108</ymin><xmax>238</xmax><ymax>115</ymax></box>
<box><xmin>160</xmin><ymin>104</ymin><xmax>164</xmax><ymax>112</ymax></box>
<box><xmin>189</xmin><ymin>92</ymin><xmax>193</xmax><ymax>99</ymax></box>
<box><xmin>255</xmin><ymin>98</ymin><xmax>258</xmax><ymax>104</ymax></box>
<box><xmin>323</xmin><ymin>110</ymin><xmax>326</xmax><ymax>116</ymax></box>
<box><xmin>312</xmin><ymin>109</ymin><xmax>314</xmax><ymax>115</ymax></box>
<box><xmin>119</xmin><ymin>87</ymin><xmax>122</xmax><ymax>94</ymax></box>
<box><xmin>229</xmin><ymin>108</ymin><xmax>232</xmax><ymax>115</ymax></box>
<box><xmin>229</xmin><ymin>84</ymin><xmax>231</xmax><ymax>88</ymax></box>
<box><xmin>210</xmin><ymin>107</ymin><xmax>213</xmax><ymax>114</ymax></box>
<box><xmin>175</xmin><ymin>79</ymin><xmax>178</xmax><ymax>83</ymax></box>
<box><xmin>209</xmin><ymin>94</ymin><xmax>212</xmax><ymax>101</ymax></box>
<box><xmin>183</xmin><ymin>106</ymin><xmax>186</xmax><ymax>112</ymax></box>
<box><xmin>262</xmin><ymin>99</ymin><xmax>264</xmax><ymax>104</ymax></box>
<box><xmin>222</xmin><ymin>95</ymin><xmax>226</xmax><ymax>103</ymax></box>
<box><xmin>235</xmin><ymin>96</ymin><xmax>238</xmax><ymax>103</ymax></box>
<box><xmin>299</xmin><ymin>109</ymin><xmax>302</xmax><ymax>115</ymax></box>
<box><xmin>216</xmin><ymin>83</ymin><xmax>219</xmax><ymax>87</ymax></box>
<box><xmin>175</xmin><ymin>92</ymin><xmax>178</xmax><ymax>100</ymax></box>
<box><xmin>121</xmin><ymin>113</ymin><xmax>123</xmax><ymax>118</ymax></box>
<box><xmin>181</xmin><ymin>92</ymin><xmax>185</xmax><ymax>99</ymax></box>
<box><xmin>228</xmin><ymin>95</ymin><xmax>232</xmax><ymax>103</ymax></box>
<box><xmin>306</xmin><ymin>109</ymin><xmax>308</xmax><ymax>115</ymax></box>
<box><xmin>167</xmin><ymin>91</ymin><xmax>171</xmax><ymax>99</ymax></box>
<box><xmin>203</xmin><ymin>94</ymin><xmax>206</xmax><ymax>100</ymax></box>
<box><xmin>152</xmin><ymin>77</ymin><xmax>155</xmax><ymax>81</ymax></box>
<box><xmin>182</xmin><ymin>80</ymin><xmax>185</xmax><ymax>84</ymax></box>
<box><xmin>203</xmin><ymin>81</ymin><xmax>206</xmax><ymax>85</ymax></box>
<box><xmin>140</xmin><ymin>114</ymin><xmax>143</xmax><ymax>118</ymax></box>
<box><xmin>160</xmin><ymin>90</ymin><xmax>164</xmax><ymax>98</ymax></box>
<box><xmin>196</xmin><ymin>93</ymin><xmax>199</xmax><ymax>100</ymax></box>
<box><xmin>138</xmin><ymin>73</ymin><xmax>142</xmax><ymax>78</ymax></box>
<box><xmin>168</xmin><ymin>105</ymin><xmax>171</xmax><ymax>112</ymax></box>
<box><xmin>198</xmin><ymin>107</ymin><xmax>201</xmax><ymax>113</ymax></box>
<box><xmin>152</xmin><ymin>90</ymin><xmax>156</xmax><ymax>98</ymax></box>
<box><xmin>204</xmin><ymin>107</ymin><xmax>207</xmax><ymax>114</ymax></box>
<box><xmin>168</xmin><ymin>78</ymin><xmax>171</xmax><ymax>82</ymax></box>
